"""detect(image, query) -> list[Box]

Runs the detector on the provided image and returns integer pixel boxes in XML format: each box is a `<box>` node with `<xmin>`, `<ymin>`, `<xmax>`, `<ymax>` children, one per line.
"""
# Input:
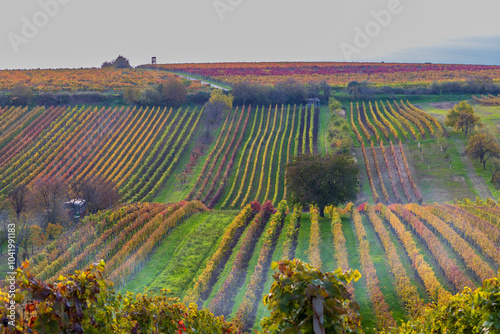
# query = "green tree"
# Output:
<box><xmin>328</xmin><ymin>97</ymin><xmax>342</xmax><ymax>114</ymax></box>
<box><xmin>71</xmin><ymin>174</ymin><xmax>120</xmax><ymax>215</ymax></box>
<box><xmin>327</xmin><ymin>113</ymin><xmax>352</xmax><ymax>155</ymax></box>
<box><xmin>285</xmin><ymin>154</ymin><xmax>360</xmax><ymax>217</ymax></box>
<box><xmin>445</xmin><ymin>101</ymin><xmax>482</xmax><ymax>136</ymax></box>
<box><xmin>319</xmin><ymin>80</ymin><xmax>331</xmax><ymax>101</ymax></box>
<box><xmin>9</xmin><ymin>184</ymin><xmax>29</xmax><ymax>221</ymax></box>
<box><xmin>102</xmin><ymin>55</ymin><xmax>132</xmax><ymax>69</ymax></box>
<box><xmin>113</xmin><ymin>55</ymin><xmax>132</xmax><ymax>69</ymax></box>
<box><xmin>123</xmin><ymin>87</ymin><xmax>141</xmax><ymax>104</ymax></box>
<box><xmin>261</xmin><ymin>259</ymin><xmax>362</xmax><ymax>334</ymax></box>
<box><xmin>7</xmin><ymin>185</ymin><xmax>34</xmax><ymax>267</ymax></box>
<box><xmin>10</xmin><ymin>83</ymin><xmax>33</xmax><ymax>105</ymax></box>
<box><xmin>209</xmin><ymin>89</ymin><xmax>233</xmax><ymax>110</ymax></box>
<box><xmin>345</xmin><ymin>81</ymin><xmax>371</xmax><ymax>99</ymax></box>
<box><xmin>162</xmin><ymin>77</ymin><xmax>188</xmax><ymax>106</ymax></box>
<box><xmin>9</xmin><ymin>261</ymin><xmax>238</xmax><ymax>333</ymax></box>
<box><xmin>31</xmin><ymin>176</ymin><xmax>69</xmax><ymax>229</ymax></box>
<box><xmin>466</xmin><ymin>132</ymin><xmax>500</xmax><ymax>170</ymax></box>
<box><xmin>45</xmin><ymin>223</ymin><xmax>62</xmax><ymax>240</ymax></box>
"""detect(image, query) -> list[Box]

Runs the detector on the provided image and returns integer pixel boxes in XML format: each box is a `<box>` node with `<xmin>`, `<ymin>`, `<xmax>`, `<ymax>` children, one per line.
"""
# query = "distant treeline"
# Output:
<box><xmin>1</xmin><ymin>76</ymin><xmax>498</xmax><ymax>107</ymax></box>
<box><xmin>230</xmin><ymin>76</ymin><xmax>500</xmax><ymax>105</ymax></box>
<box><xmin>0</xmin><ymin>88</ymin><xmax>211</xmax><ymax>107</ymax></box>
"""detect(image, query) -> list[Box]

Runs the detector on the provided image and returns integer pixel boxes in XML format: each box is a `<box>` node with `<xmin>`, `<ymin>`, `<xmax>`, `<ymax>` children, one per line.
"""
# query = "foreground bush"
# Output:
<box><xmin>6</xmin><ymin>258</ymin><xmax>500</xmax><ymax>333</ymax></box>
<box><xmin>398</xmin><ymin>270</ymin><xmax>500</xmax><ymax>334</ymax></box>
<box><xmin>261</xmin><ymin>259</ymin><xmax>362</xmax><ymax>334</ymax></box>
<box><xmin>0</xmin><ymin>261</ymin><xmax>238</xmax><ymax>333</ymax></box>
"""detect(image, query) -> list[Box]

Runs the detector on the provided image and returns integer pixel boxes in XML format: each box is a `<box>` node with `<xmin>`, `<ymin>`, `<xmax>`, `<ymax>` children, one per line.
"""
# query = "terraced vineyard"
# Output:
<box><xmin>348</xmin><ymin>100</ymin><xmax>448</xmax><ymax>204</ymax></box>
<box><xmin>349</xmin><ymin>100</ymin><xmax>445</xmax><ymax>145</ymax></box>
<box><xmin>0</xmin><ymin>104</ymin><xmax>317</xmax><ymax>207</ymax></box>
<box><xmin>4</xmin><ymin>98</ymin><xmax>499</xmax><ymax>333</ymax></box>
<box><xmin>473</xmin><ymin>94</ymin><xmax>500</xmax><ymax>106</ymax></box>
<box><xmin>27</xmin><ymin>197</ymin><xmax>500</xmax><ymax>333</ymax></box>
<box><xmin>187</xmin><ymin>104</ymin><xmax>318</xmax><ymax>208</ymax></box>
<box><xmin>0</xmin><ymin>105</ymin><xmax>202</xmax><ymax>201</ymax></box>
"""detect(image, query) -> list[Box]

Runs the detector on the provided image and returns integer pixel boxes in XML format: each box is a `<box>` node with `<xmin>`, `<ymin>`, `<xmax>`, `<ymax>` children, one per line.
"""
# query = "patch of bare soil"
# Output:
<box><xmin>392</xmin><ymin>145</ymin><xmax>417</xmax><ymax>203</ymax></box>
<box><xmin>429</xmin><ymin>102</ymin><xmax>458</xmax><ymax>110</ymax></box>
<box><xmin>379</xmin><ymin>145</ymin><xmax>405</xmax><ymax>203</ymax></box>
<box><xmin>375</xmin><ymin>146</ymin><xmax>402</xmax><ymax>203</ymax></box>
<box><xmin>353</xmin><ymin>148</ymin><xmax>371</xmax><ymax>204</ymax></box>
<box><xmin>452</xmin><ymin>137</ymin><xmax>493</xmax><ymax>199</ymax></box>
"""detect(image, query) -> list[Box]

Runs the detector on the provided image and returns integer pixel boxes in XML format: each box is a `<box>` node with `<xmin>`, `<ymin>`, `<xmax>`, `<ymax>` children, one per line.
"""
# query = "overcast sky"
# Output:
<box><xmin>1</xmin><ymin>0</ymin><xmax>499</xmax><ymax>69</ymax></box>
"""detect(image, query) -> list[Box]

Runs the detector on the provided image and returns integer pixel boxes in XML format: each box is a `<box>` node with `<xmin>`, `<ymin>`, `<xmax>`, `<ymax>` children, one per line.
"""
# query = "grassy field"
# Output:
<box><xmin>417</xmin><ymin>100</ymin><xmax>500</xmax><ymax>200</ymax></box>
<box><xmin>120</xmin><ymin>210</ymin><xmax>237</xmax><ymax>295</ymax></box>
<box><xmin>154</xmin><ymin>115</ymin><xmax>224</xmax><ymax>203</ymax></box>
<box><xmin>318</xmin><ymin>105</ymin><xmax>330</xmax><ymax>154</ymax></box>
<box><xmin>405</xmin><ymin>136</ymin><xmax>477</xmax><ymax>202</ymax></box>
<box><xmin>347</xmin><ymin>97</ymin><xmax>499</xmax><ymax>205</ymax></box>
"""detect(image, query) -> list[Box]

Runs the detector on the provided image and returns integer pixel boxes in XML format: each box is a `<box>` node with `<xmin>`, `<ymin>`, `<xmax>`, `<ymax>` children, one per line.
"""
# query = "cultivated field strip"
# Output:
<box><xmin>199</xmin><ymin>104</ymin><xmax>315</xmax><ymax>209</ymax></box>
<box><xmin>473</xmin><ymin>94</ymin><xmax>500</xmax><ymax>106</ymax></box>
<box><xmin>359</xmin><ymin>138</ymin><xmax>422</xmax><ymax>204</ymax></box>
<box><xmin>202</xmin><ymin>107</ymin><xmax>251</xmax><ymax>207</ymax></box>
<box><xmin>350</xmin><ymin>100</ymin><xmax>443</xmax><ymax>147</ymax></box>
<box><xmin>0</xmin><ymin>106</ymin><xmax>65</xmax><ymax>166</ymax></box>
<box><xmin>0</xmin><ymin>106</ymin><xmax>202</xmax><ymax>202</ymax></box>
<box><xmin>28</xmin><ymin>195</ymin><xmax>500</xmax><ymax>332</ymax></box>
<box><xmin>207</xmin><ymin>199</ymin><xmax>498</xmax><ymax>330</ymax></box>
<box><xmin>0</xmin><ymin>106</ymin><xmax>44</xmax><ymax>150</ymax></box>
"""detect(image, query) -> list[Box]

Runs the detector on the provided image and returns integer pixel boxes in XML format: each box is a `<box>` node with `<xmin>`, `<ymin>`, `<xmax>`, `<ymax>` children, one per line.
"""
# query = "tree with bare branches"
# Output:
<box><xmin>70</xmin><ymin>174</ymin><xmax>120</xmax><ymax>215</ymax></box>
<box><xmin>31</xmin><ymin>177</ymin><xmax>69</xmax><ymax>229</ymax></box>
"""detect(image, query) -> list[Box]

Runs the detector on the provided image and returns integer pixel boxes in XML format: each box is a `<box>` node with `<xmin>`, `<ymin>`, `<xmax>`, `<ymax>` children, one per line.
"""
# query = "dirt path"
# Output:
<box><xmin>364</xmin><ymin>145</ymin><xmax>388</xmax><ymax>203</ymax></box>
<box><xmin>373</xmin><ymin>146</ymin><xmax>400</xmax><ymax>203</ymax></box>
<box><xmin>392</xmin><ymin>145</ymin><xmax>418</xmax><ymax>203</ymax></box>
<box><xmin>353</xmin><ymin>147</ymin><xmax>371</xmax><ymax>204</ymax></box>
<box><xmin>381</xmin><ymin>144</ymin><xmax>406</xmax><ymax>203</ymax></box>
<box><xmin>452</xmin><ymin>137</ymin><xmax>493</xmax><ymax>199</ymax></box>
<box><xmin>176</xmin><ymin>74</ymin><xmax>229</xmax><ymax>91</ymax></box>
<box><xmin>325</xmin><ymin>126</ymin><xmax>328</xmax><ymax>153</ymax></box>
<box><xmin>313</xmin><ymin>107</ymin><xmax>319</xmax><ymax>154</ymax></box>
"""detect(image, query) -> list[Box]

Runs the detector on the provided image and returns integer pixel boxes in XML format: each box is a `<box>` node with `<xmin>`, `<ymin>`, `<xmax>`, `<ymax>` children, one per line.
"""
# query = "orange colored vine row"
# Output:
<box><xmin>398</xmin><ymin>140</ymin><xmax>423</xmax><ymax>203</ymax></box>
<box><xmin>351</xmin><ymin>206</ymin><xmax>397</xmax><ymax>330</ymax></box>
<box><xmin>362</xmin><ymin>101</ymin><xmax>380</xmax><ymax>142</ymax></box>
<box><xmin>351</xmin><ymin>103</ymin><xmax>363</xmax><ymax>144</ymax></box>
<box><xmin>370</xmin><ymin>141</ymin><xmax>390</xmax><ymax>202</ymax></box>
<box><xmin>233</xmin><ymin>201</ymin><xmax>287</xmax><ymax>330</ymax></box>
<box><xmin>375</xmin><ymin>204</ymin><xmax>450</xmax><ymax>303</ymax></box>
<box><xmin>108</xmin><ymin>201</ymin><xmax>208</xmax><ymax>286</ymax></box>
<box><xmin>220</xmin><ymin>107</ymin><xmax>260</xmax><ymax>209</ymax></box>
<box><xmin>364</xmin><ymin>204</ymin><xmax>423</xmax><ymax>317</ymax></box>
<box><xmin>379</xmin><ymin>141</ymin><xmax>402</xmax><ymax>203</ymax></box>
<box><xmin>390</xmin><ymin>204</ymin><xmax>475</xmax><ymax>291</ymax></box>
<box><xmin>308</xmin><ymin>205</ymin><xmax>322</xmax><ymax>269</ymax></box>
<box><xmin>356</xmin><ymin>102</ymin><xmax>372</xmax><ymax>141</ymax></box>
<box><xmin>428</xmin><ymin>204</ymin><xmax>500</xmax><ymax>267</ymax></box>
<box><xmin>327</xmin><ymin>205</ymin><xmax>354</xmax><ymax>295</ymax></box>
<box><xmin>361</xmin><ymin>142</ymin><xmax>380</xmax><ymax>203</ymax></box>
<box><xmin>406</xmin><ymin>203</ymin><xmax>495</xmax><ymax>282</ymax></box>
<box><xmin>185</xmin><ymin>203</ymin><xmax>259</xmax><ymax>303</ymax></box>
